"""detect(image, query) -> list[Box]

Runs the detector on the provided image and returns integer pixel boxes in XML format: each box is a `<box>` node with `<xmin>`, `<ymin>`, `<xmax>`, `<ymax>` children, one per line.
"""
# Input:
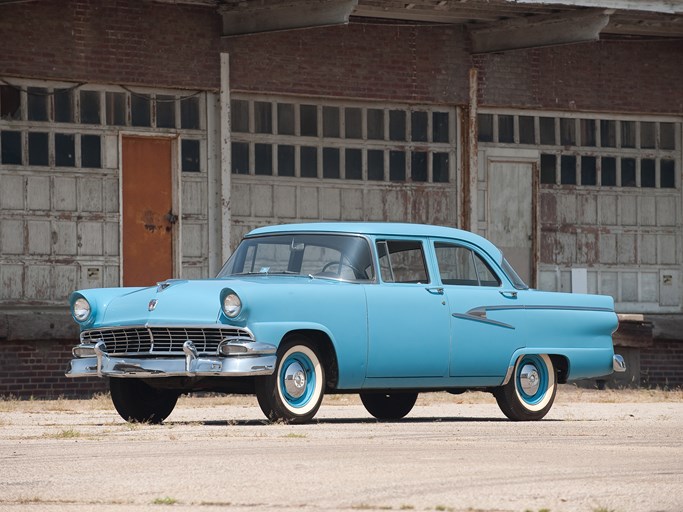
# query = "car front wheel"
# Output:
<box><xmin>109</xmin><ymin>378</ymin><xmax>179</xmax><ymax>424</ymax></box>
<box><xmin>360</xmin><ymin>392</ymin><xmax>418</xmax><ymax>420</ymax></box>
<box><xmin>494</xmin><ymin>354</ymin><xmax>557</xmax><ymax>421</ymax></box>
<box><xmin>255</xmin><ymin>339</ymin><xmax>325</xmax><ymax>424</ymax></box>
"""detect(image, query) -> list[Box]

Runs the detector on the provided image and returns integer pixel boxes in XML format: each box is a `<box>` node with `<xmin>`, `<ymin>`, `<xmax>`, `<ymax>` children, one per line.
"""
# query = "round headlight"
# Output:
<box><xmin>223</xmin><ymin>293</ymin><xmax>242</xmax><ymax>318</ymax></box>
<box><xmin>73</xmin><ymin>298</ymin><xmax>91</xmax><ymax>322</ymax></box>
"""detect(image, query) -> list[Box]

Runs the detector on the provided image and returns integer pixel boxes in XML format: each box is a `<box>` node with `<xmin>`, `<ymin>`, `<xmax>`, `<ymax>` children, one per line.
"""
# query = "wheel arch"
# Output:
<box><xmin>281</xmin><ymin>329</ymin><xmax>339</xmax><ymax>391</ymax></box>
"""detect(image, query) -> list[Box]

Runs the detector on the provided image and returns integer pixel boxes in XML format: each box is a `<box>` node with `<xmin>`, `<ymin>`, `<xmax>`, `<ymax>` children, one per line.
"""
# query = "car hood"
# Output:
<box><xmin>87</xmin><ymin>275</ymin><xmax>347</xmax><ymax>328</ymax></box>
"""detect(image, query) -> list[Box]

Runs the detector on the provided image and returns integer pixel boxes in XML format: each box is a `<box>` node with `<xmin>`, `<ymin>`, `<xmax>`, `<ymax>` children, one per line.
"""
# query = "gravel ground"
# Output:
<box><xmin>0</xmin><ymin>386</ymin><xmax>681</xmax><ymax>512</ymax></box>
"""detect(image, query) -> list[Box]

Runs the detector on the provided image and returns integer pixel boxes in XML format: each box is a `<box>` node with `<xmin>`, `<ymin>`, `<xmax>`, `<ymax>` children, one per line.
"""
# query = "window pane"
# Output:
<box><xmin>55</xmin><ymin>133</ymin><xmax>75</xmax><ymax>167</ymax></box>
<box><xmin>580</xmin><ymin>119</ymin><xmax>596</xmax><ymax>146</ymax></box>
<box><xmin>600</xmin><ymin>120</ymin><xmax>616</xmax><ymax>147</ymax></box>
<box><xmin>435</xmin><ymin>244</ymin><xmax>478</xmax><ymax>285</ymax></box>
<box><xmin>368</xmin><ymin>149</ymin><xmax>384</xmax><ymax>181</ymax></box>
<box><xmin>130</xmin><ymin>94</ymin><xmax>150</xmax><ymax>127</ymax></box>
<box><xmin>411</xmin><ymin>111</ymin><xmax>428</xmax><ymax>142</ymax></box>
<box><xmin>277</xmin><ymin>103</ymin><xmax>295</xmax><ymax>135</ymax></box>
<box><xmin>539</xmin><ymin>117</ymin><xmax>555</xmax><ymax>145</ymax></box>
<box><xmin>345</xmin><ymin>148</ymin><xmax>362</xmax><ymax>179</ymax></box>
<box><xmin>322</xmin><ymin>106</ymin><xmax>339</xmax><ymax>138</ymax></box>
<box><xmin>432</xmin><ymin>112</ymin><xmax>449</xmax><ymax>143</ymax></box>
<box><xmin>540</xmin><ymin>154</ymin><xmax>556</xmax><ymax>184</ymax></box>
<box><xmin>621</xmin><ymin>121</ymin><xmax>636</xmax><ymax>148</ymax></box>
<box><xmin>478</xmin><ymin>114</ymin><xmax>493</xmax><ymax>142</ymax></box>
<box><xmin>81</xmin><ymin>134</ymin><xmax>101</xmax><ymax>168</ymax></box>
<box><xmin>231</xmin><ymin>99</ymin><xmax>249</xmax><ymax>133</ymax></box>
<box><xmin>255</xmin><ymin>143</ymin><xmax>272</xmax><ymax>175</ymax></box>
<box><xmin>254</xmin><ymin>101</ymin><xmax>272</xmax><ymax>134</ymax></box>
<box><xmin>411</xmin><ymin>151</ymin><xmax>427</xmax><ymax>182</ymax></box>
<box><xmin>367</xmin><ymin>108</ymin><xmax>384</xmax><ymax>140</ymax></box>
<box><xmin>601</xmin><ymin>157</ymin><xmax>616</xmax><ymax>186</ymax></box>
<box><xmin>80</xmin><ymin>90</ymin><xmax>101</xmax><ymax>124</ymax></box>
<box><xmin>560</xmin><ymin>118</ymin><xmax>576</xmax><ymax>146</ymax></box>
<box><xmin>560</xmin><ymin>155</ymin><xmax>576</xmax><ymax>185</ymax></box>
<box><xmin>661</xmin><ymin>160</ymin><xmax>676</xmax><ymax>188</ymax></box>
<box><xmin>621</xmin><ymin>157</ymin><xmax>636</xmax><ymax>187</ymax></box>
<box><xmin>581</xmin><ymin>156</ymin><xmax>596</xmax><ymax>186</ymax></box>
<box><xmin>54</xmin><ymin>89</ymin><xmax>73</xmax><ymax>123</ymax></box>
<box><xmin>0</xmin><ymin>85</ymin><xmax>21</xmax><ymax>120</ymax></box>
<box><xmin>660</xmin><ymin>123</ymin><xmax>675</xmax><ymax>150</ymax></box>
<box><xmin>105</xmin><ymin>92</ymin><xmax>126</xmax><ymax>126</ymax></box>
<box><xmin>180</xmin><ymin>96</ymin><xmax>200</xmax><ymax>130</ymax></box>
<box><xmin>640</xmin><ymin>122</ymin><xmax>656</xmax><ymax>149</ymax></box>
<box><xmin>156</xmin><ymin>95</ymin><xmax>175</xmax><ymax>129</ymax></box>
<box><xmin>389</xmin><ymin>110</ymin><xmax>406</xmax><ymax>141</ymax></box>
<box><xmin>380</xmin><ymin>240</ymin><xmax>428</xmax><ymax>283</ymax></box>
<box><xmin>300</xmin><ymin>146</ymin><xmax>317</xmax><ymax>177</ymax></box>
<box><xmin>389</xmin><ymin>150</ymin><xmax>405</xmax><ymax>182</ymax></box>
<box><xmin>641</xmin><ymin>158</ymin><xmax>656</xmax><ymax>188</ymax></box>
<box><xmin>1</xmin><ymin>131</ymin><xmax>22</xmax><ymax>164</ymax></box>
<box><xmin>231</xmin><ymin>142</ymin><xmax>249</xmax><ymax>174</ymax></box>
<box><xmin>277</xmin><ymin>145</ymin><xmax>295</xmax><ymax>176</ymax></box>
<box><xmin>27</xmin><ymin>87</ymin><xmax>48</xmax><ymax>121</ymax></box>
<box><xmin>498</xmin><ymin>114</ymin><xmax>514</xmax><ymax>143</ymax></box>
<box><xmin>300</xmin><ymin>104</ymin><xmax>317</xmax><ymax>137</ymax></box>
<box><xmin>345</xmin><ymin>107</ymin><xmax>362</xmax><ymax>139</ymax></box>
<box><xmin>519</xmin><ymin>116</ymin><xmax>535</xmax><ymax>144</ymax></box>
<box><xmin>181</xmin><ymin>139</ymin><xmax>200</xmax><ymax>172</ymax></box>
<box><xmin>433</xmin><ymin>152</ymin><xmax>449</xmax><ymax>183</ymax></box>
<box><xmin>28</xmin><ymin>132</ymin><xmax>49</xmax><ymax>166</ymax></box>
<box><xmin>323</xmin><ymin>147</ymin><xmax>340</xmax><ymax>178</ymax></box>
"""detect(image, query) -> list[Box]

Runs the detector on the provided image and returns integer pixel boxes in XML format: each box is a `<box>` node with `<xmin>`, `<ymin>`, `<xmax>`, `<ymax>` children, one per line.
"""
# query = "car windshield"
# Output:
<box><xmin>501</xmin><ymin>258</ymin><xmax>528</xmax><ymax>290</ymax></box>
<box><xmin>218</xmin><ymin>233</ymin><xmax>375</xmax><ymax>282</ymax></box>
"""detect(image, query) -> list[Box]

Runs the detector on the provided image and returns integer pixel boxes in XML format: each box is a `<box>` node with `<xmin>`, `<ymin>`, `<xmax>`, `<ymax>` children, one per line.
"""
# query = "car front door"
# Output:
<box><xmin>365</xmin><ymin>239</ymin><xmax>450</xmax><ymax>378</ymax></box>
<box><xmin>433</xmin><ymin>241</ymin><xmax>524</xmax><ymax>379</ymax></box>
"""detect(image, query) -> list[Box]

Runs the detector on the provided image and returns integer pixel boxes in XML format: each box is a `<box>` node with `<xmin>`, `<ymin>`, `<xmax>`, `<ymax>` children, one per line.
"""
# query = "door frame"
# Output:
<box><xmin>480</xmin><ymin>147</ymin><xmax>540</xmax><ymax>288</ymax></box>
<box><xmin>118</xmin><ymin>132</ymin><xmax>182</xmax><ymax>286</ymax></box>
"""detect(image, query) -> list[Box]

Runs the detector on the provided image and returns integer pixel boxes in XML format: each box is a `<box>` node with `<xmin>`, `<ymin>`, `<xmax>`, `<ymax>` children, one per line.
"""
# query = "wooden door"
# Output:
<box><xmin>486</xmin><ymin>157</ymin><xmax>537</xmax><ymax>286</ymax></box>
<box><xmin>121</xmin><ymin>136</ymin><xmax>175</xmax><ymax>287</ymax></box>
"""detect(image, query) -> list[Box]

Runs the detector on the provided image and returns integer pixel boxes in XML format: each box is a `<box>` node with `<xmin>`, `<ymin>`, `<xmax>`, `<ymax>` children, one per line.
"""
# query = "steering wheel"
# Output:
<box><xmin>320</xmin><ymin>261</ymin><xmax>365</xmax><ymax>279</ymax></box>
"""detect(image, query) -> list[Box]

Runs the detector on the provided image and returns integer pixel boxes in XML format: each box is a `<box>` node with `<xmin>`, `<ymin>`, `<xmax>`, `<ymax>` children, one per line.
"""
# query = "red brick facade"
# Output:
<box><xmin>642</xmin><ymin>340</ymin><xmax>683</xmax><ymax>389</ymax></box>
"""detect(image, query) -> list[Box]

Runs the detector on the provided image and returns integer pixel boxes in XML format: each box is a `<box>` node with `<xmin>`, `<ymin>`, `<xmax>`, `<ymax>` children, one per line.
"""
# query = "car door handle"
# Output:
<box><xmin>426</xmin><ymin>287</ymin><xmax>444</xmax><ymax>295</ymax></box>
<box><xmin>500</xmin><ymin>291</ymin><xmax>518</xmax><ymax>299</ymax></box>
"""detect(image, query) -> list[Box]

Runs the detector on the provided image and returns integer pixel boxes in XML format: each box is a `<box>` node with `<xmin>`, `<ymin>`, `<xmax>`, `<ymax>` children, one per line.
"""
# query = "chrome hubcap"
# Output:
<box><xmin>284</xmin><ymin>361</ymin><xmax>307</xmax><ymax>398</ymax></box>
<box><xmin>519</xmin><ymin>364</ymin><xmax>540</xmax><ymax>395</ymax></box>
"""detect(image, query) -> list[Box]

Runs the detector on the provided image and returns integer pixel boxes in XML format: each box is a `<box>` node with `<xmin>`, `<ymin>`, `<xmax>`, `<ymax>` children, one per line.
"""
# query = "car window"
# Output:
<box><xmin>219</xmin><ymin>233</ymin><xmax>374</xmax><ymax>281</ymax></box>
<box><xmin>435</xmin><ymin>242</ymin><xmax>501</xmax><ymax>287</ymax></box>
<box><xmin>377</xmin><ymin>240</ymin><xmax>429</xmax><ymax>283</ymax></box>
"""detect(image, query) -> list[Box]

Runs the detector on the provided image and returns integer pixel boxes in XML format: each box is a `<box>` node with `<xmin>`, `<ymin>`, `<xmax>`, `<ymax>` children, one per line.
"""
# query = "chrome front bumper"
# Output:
<box><xmin>66</xmin><ymin>339</ymin><xmax>276</xmax><ymax>378</ymax></box>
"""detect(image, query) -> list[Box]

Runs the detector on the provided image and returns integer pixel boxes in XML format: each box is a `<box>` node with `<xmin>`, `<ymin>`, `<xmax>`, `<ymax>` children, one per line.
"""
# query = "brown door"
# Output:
<box><xmin>121</xmin><ymin>136</ymin><xmax>175</xmax><ymax>287</ymax></box>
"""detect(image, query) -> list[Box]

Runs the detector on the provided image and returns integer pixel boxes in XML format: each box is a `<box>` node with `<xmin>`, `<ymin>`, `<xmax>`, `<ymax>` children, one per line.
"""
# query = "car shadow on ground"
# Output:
<box><xmin>187</xmin><ymin>416</ymin><xmax>545</xmax><ymax>426</ymax></box>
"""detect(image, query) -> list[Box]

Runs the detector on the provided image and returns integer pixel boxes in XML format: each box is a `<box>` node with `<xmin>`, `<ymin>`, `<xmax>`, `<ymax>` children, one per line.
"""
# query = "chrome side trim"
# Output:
<box><xmin>613</xmin><ymin>354</ymin><xmax>626</xmax><ymax>372</ymax></box>
<box><xmin>451</xmin><ymin>312</ymin><xmax>515</xmax><ymax>330</ymax></box>
<box><xmin>502</xmin><ymin>363</ymin><xmax>515</xmax><ymax>386</ymax></box>
<box><xmin>479</xmin><ymin>305</ymin><xmax>614</xmax><ymax>313</ymax></box>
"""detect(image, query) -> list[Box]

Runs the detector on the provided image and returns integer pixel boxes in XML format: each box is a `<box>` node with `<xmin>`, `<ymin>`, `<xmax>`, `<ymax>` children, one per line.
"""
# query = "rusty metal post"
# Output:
<box><xmin>466</xmin><ymin>67</ymin><xmax>479</xmax><ymax>233</ymax></box>
<box><xmin>220</xmin><ymin>52</ymin><xmax>232</xmax><ymax>260</ymax></box>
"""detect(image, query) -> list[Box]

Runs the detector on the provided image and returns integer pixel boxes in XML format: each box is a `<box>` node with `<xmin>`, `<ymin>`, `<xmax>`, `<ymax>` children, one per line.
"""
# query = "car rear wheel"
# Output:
<box><xmin>255</xmin><ymin>339</ymin><xmax>325</xmax><ymax>424</ymax></box>
<box><xmin>494</xmin><ymin>354</ymin><xmax>557</xmax><ymax>421</ymax></box>
<box><xmin>360</xmin><ymin>392</ymin><xmax>418</xmax><ymax>420</ymax></box>
<box><xmin>109</xmin><ymin>378</ymin><xmax>179</xmax><ymax>424</ymax></box>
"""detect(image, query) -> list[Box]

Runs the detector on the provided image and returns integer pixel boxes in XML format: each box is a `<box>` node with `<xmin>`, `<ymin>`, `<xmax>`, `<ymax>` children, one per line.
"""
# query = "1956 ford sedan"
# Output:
<box><xmin>67</xmin><ymin>222</ymin><xmax>625</xmax><ymax>424</ymax></box>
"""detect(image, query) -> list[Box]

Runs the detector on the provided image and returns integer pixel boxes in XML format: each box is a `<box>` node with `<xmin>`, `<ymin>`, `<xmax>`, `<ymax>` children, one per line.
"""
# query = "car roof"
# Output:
<box><xmin>246</xmin><ymin>222</ymin><xmax>503</xmax><ymax>262</ymax></box>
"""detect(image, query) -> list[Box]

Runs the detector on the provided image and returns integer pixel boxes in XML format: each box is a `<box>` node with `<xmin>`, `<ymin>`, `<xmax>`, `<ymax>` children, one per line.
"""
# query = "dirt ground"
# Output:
<box><xmin>0</xmin><ymin>386</ymin><xmax>681</xmax><ymax>512</ymax></box>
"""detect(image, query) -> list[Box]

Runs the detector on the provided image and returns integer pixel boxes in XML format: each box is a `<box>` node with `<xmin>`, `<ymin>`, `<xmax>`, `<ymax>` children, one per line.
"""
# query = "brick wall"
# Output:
<box><xmin>0</xmin><ymin>0</ymin><xmax>220</xmax><ymax>90</ymax></box>
<box><xmin>641</xmin><ymin>340</ymin><xmax>683</xmax><ymax>389</ymax></box>
<box><xmin>0</xmin><ymin>340</ymin><xmax>106</xmax><ymax>398</ymax></box>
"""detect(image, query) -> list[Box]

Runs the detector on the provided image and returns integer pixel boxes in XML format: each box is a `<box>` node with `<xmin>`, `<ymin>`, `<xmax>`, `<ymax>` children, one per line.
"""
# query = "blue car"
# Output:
<box><xmin>67</xmin><ymin>222</ymin><xmax>625</xmax><ymax>424</ymax></box>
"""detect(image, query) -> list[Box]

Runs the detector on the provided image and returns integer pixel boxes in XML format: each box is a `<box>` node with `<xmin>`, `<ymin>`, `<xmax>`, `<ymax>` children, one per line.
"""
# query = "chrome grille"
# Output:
<box><xmin>80</xmin><ymin>326</ymin><xmax>253</xmax><ymax>355</ymax></box>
